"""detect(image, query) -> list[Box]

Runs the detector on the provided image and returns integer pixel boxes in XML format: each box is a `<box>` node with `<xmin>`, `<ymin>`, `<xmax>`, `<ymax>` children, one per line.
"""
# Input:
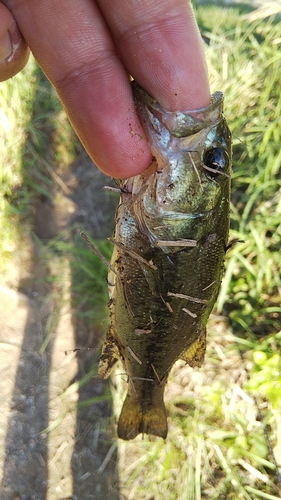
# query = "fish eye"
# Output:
<box><xmin>203</xmin><ymin>147</ymin><xmax>229</xmax><ymax>180</ymax></box>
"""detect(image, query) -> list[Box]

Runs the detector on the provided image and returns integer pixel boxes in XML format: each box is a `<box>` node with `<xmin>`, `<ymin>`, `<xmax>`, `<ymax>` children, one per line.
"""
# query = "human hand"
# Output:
<box><xmin>0</xmin><ymin>0</ymin><xmax>209</xmax><ymax>178</ymax></box>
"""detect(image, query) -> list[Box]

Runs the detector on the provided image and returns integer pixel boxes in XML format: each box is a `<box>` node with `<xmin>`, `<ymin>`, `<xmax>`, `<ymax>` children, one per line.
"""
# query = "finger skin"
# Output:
<box><xmin>0</xmin><ymin>3</ymin><xmax>29</xmax><ymax>81</ymax></box>
<box><xmin>2</xmin><ymin>0</ymin><xmax>209</xmax><ymax>178</ymax></box>
<box><xmin>2</xmin><ymin>0</ymin><xmax>150</xmax><ymax>177</ymax></box>
<box><xmin>97</xmin><ymin>0</ymin><xmax>210</xmax><ymax>111</ymax></box>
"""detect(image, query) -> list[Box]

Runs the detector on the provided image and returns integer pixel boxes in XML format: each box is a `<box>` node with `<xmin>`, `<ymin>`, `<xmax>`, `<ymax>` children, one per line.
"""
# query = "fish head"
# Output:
<box><xmin>131</xmin><ymin>83</ymin><xmax>231</xmax><ymax>244</ymax></box>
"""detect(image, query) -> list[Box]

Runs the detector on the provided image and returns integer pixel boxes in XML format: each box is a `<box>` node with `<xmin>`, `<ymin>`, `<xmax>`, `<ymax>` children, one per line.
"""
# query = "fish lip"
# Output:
<box><xmin>132</xmin><ymin>81</ymin><xmax>224</xmax><ymax>137</ymax></box>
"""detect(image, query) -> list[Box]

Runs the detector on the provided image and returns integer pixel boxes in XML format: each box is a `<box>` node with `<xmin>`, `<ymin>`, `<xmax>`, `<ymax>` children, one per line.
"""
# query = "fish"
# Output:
<box><xmin>98</xmin><ymin>81</ymin><xmax>232</xmax><ymax>440</ymax></box>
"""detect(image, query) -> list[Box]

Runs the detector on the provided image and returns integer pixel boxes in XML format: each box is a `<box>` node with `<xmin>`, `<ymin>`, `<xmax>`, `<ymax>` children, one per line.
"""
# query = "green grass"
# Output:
<box><xmin>47</xmin><ymin>231</ymin><xmax>113</xmax><ymax>328</ymax></box>
<box><xmin>0</xmin><ymin>58</ymin><xmax>35</xmax><ymax>276</ymax></box>
<box><xmin>0</xmin><ymin>2</ymin><xmax>281</xmax><ymax>499</ymax></box>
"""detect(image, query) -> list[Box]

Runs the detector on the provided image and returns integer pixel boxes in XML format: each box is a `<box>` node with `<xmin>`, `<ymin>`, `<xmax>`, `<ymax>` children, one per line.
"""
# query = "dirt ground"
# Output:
<box><xmin>0</xmin><ymin>155</ymin><xmax>121</xmax><ymax>500</ymax></box>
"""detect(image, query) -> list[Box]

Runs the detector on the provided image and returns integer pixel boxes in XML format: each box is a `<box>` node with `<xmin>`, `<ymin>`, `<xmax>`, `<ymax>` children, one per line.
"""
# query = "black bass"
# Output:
<box><xmin>99</xmin><ymin>81</ymin><xmax>231</xmax><ymax>440</ymax></box>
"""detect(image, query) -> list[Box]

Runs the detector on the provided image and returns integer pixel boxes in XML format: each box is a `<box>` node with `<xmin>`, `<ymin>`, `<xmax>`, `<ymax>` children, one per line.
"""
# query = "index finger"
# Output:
<box><xmin>97</xmin><ymin>0</ymin><xmax>210</xmax><ymax>111</ymax></box>
<box><xmin>3</xmin><ymin>0</ymin><xmax>209</xmax><ymax>178</ymax></box>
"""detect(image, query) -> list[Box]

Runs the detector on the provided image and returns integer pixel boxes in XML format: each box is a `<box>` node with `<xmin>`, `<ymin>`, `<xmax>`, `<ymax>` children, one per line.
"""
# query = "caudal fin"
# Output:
<box><xmin>117</xmin><ymin>394</ymin><xmax>168</xmax><ymax>440</ymax></box>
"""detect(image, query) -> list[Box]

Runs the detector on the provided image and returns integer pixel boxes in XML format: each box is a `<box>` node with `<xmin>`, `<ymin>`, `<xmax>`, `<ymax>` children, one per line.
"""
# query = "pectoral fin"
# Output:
<box><xmin>180</xmin><ymin>329</ymin><xmax>206</xmax><ymax>367</ymax></box>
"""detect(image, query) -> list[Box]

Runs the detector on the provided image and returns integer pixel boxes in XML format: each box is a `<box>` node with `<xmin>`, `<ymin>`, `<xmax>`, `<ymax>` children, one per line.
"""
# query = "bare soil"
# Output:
<box><xmin>0</xmin><ymin>154</ymin><xmax>120</xmax><ymax>499</ymax></box>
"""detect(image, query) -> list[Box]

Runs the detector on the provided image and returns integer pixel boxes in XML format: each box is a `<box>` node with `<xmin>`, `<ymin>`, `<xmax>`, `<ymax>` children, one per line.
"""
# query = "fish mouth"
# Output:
<box><xmin>133</xmin><ymin>81</ymin><xmax>224</xmax><ymax>138</ymax></box>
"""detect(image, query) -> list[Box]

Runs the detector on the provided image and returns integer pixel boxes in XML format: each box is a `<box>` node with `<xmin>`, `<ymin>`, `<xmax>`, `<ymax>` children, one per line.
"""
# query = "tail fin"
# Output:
<box><xmin>117</xmin><ymin>394</ymin><xmax>168</xmax><ymax>440</ymax></box>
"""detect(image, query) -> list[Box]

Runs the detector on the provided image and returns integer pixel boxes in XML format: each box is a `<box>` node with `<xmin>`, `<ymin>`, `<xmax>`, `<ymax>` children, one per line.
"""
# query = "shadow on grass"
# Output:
<box><xmin>0</xmin><ymin>65</ymin><xmax>120</xmax><ymax>500</ymax></box>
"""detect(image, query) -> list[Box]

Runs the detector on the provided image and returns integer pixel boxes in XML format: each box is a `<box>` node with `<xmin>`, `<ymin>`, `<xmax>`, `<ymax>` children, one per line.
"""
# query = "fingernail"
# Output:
<box><xmin>0</xmin><ymin>31</ymin><xmax>12</xmax><ymax>63</ymax></box>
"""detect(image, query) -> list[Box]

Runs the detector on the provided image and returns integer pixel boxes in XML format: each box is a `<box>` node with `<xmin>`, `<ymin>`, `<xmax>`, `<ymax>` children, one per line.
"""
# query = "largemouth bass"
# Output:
<box><xmin>99</xmin><ymin>82</ymin><xmax>231</xmax><ymax>440</ymax></box>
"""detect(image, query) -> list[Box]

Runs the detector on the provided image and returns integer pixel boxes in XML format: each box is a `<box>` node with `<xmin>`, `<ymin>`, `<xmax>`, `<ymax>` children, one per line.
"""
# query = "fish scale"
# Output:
<box><xmin>98</xmin><ymin>81</ymin><xmax>232</xmax><ymax>440</ymax></box>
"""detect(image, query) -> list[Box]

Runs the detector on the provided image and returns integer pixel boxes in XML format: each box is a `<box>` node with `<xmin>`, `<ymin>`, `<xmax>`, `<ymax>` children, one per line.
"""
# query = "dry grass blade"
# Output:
<box><xmin>108</xmin><ymin>236</ymin><xmax>158</xmax><ymax>270</ymax></box>
<box><xmin>167</xmin><ymin>292</ymin><xmax>209</xmax><ymax>304</ymax></box>
<box><xmin>80</xmin><ymin>230</ymin><xmax>117</xmax><ymax>276</ymax></box>
<box><xmin>154</xmin><ymin>239</ymin><xmax>197</xmax><ymax>247</ymax></box>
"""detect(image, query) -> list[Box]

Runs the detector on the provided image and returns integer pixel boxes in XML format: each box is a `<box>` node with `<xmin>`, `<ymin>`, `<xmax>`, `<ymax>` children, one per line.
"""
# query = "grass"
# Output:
<box><xmin>0</xmin><ymin>58</ymin><xmax>35</xmax><ymax>278</ymax></box>
<box><xmin>0</xmin><ymin>1</ymin><xmax>281</xmax><ymax>499</ymax></box>
<box><xmin>194</xmin><ymin>1</ymin><xmax>281</xmax><ymax>338</ymax></box>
